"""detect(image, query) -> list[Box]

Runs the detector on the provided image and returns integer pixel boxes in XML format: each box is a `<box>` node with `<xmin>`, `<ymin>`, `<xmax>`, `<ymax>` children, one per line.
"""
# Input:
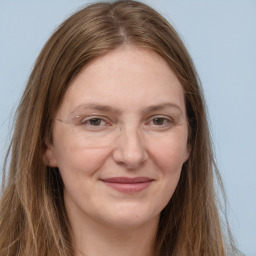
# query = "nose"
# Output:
<box><xmin>112</xmin><ymin>126</ymin><xmax>148</xmax><ymax>169</ymax></box>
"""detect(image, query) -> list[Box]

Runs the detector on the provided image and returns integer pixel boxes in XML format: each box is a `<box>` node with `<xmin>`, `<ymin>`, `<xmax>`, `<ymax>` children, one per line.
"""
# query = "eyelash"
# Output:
<box><xmin>145</xmin><ymin>117</ymin><xmax>172</xmax><ymax>127</ymax></box>
<box><xmin>80</xmin><ymin>117</ymin><xmax>110</xmax><ymax>127</ymax></box>
<box><xmin>76</xmin><ymin>115</ymin><xmax>174</xmax><ymax>130</ymax></box>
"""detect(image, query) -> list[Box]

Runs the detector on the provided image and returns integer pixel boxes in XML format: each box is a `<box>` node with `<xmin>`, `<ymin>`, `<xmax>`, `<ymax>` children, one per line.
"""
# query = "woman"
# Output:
<box><xmin>0</xmin><ymin>1</ymin><xmax>239</xmax><ymax>255</ymax></box>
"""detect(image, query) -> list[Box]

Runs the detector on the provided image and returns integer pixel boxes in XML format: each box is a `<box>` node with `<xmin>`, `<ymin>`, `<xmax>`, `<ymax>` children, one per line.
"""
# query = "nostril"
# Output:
<box><xmin>112</xmin><ymin>132</ymin><xmax>149</xmax><ymax>169</ymax></box>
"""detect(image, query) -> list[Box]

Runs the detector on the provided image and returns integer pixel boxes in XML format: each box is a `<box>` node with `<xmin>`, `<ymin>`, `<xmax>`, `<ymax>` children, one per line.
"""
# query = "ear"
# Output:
<box><xmin>43</xmin><ymin>140</ymin><xmax>58</xmax><ymax>167</ymax></box>
<box><xmin>183</xmin><ymin>144</ymin><xmax>191</xmax><ymax>163</ymax></box>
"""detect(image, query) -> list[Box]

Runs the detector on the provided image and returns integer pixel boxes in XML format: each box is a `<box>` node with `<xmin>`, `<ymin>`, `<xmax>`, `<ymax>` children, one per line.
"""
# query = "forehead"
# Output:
<box><xmin>57</xmin><ymin>45</ymin><xmax>185</xmax><ymax>116</ymax></box>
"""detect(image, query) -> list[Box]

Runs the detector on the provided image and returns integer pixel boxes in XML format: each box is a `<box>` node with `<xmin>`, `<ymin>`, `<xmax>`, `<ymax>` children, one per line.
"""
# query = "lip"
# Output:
<box><xmin>100</xmin><ymin>177</ymin><xmax>154</xmax><ymax>193</ymax></box>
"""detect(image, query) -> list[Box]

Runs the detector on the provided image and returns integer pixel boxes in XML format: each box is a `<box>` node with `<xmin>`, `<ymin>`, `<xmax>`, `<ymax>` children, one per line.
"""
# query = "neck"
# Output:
<box><xmin>68</xmin><ymin>210</ymin><xmax>159</xmax><ymax>256</ymax></box>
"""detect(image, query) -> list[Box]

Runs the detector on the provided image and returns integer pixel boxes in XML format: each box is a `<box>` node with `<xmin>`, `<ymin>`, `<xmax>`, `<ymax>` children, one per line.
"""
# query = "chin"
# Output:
<box><xmin>98</xmin><ymin>203</ymin><xmax>160</xmax><ymax>230</ymax></box>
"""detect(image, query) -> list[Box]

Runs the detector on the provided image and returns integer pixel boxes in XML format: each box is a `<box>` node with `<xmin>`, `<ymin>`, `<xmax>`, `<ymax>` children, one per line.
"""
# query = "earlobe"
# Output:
<box><xmin>184</xmin><ymin>144</ymin><xmax>191</xmax><ymax>163</ymax></box>
<box><xmin>43</xmin><ymin>142</ymin><xmax>58</xmax><ymax>167</ymax></box>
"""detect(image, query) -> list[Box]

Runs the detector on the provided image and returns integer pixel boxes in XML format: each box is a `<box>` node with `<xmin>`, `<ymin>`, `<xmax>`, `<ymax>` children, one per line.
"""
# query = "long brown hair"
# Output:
<box><xmin>0</xmin><ymin>1</ymin><xmax>239</xmax><ymax>255</ymax></box>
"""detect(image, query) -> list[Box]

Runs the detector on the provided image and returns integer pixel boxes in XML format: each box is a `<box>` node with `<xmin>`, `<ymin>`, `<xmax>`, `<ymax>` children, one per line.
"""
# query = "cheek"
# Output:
<box><xmin>56</xmin><ymin>146</ymin><xmax>110</xmax><ymax>177</ymax></box>
<box><xmin>145</xmin><ymin>137</ymin><xmax>186</xmax><ymax>215</ymax></box>
<box><xmin>149</xmin><ymin>134</ymin><xmax>188</xmax><ymax>175</ymax></box>
<box><xmin>158</xmin><ymin>146</ymin><xmax>184</xmax><ymax>189</ymax></box>
<box><xmin>52</xmin><ymin>129</ymin><xmax>111</xmax><ymax>177</ymax></box>
<box><xmin>148</xmin><ymin>133</ymin><xmax>188</xmax><ymax>197</ymax></box>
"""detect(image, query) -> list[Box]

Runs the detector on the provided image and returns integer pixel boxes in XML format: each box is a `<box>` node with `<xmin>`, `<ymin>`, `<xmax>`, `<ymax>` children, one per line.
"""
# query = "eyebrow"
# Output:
<box><xmin>70</xmin><ymin>104</ymin><xmax>117</xmax><ymax>115</ymax></box>
<box><xmin>70</xmin><ymin>103</ymin><xmax>183</xmax><ymax>116</ymax></box>
<box><xmin>144</xmin><ymin>103</ymin><xmax>183</xmax><ymax>113</ymax></box>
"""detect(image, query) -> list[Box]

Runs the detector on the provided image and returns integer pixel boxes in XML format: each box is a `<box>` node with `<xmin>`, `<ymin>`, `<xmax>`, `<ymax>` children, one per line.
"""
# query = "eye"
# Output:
<box><xmin>87</xmin><ymin>118</ymin><xmax>105</xmax><ymax>126</ymax></box>
<box><xmin>152</xmin><ymin>117</ymin><xmax>167</xmax><ymax>125</ymax></box>
<box><xmin>81</xmin><ymin>117</ymin><xmax>110</xmax><ymax>127</ymax></box>
<box><xmin>145</xmin><ymin>116</ymin><xmax>173</xmax><ymax>128</ymax></box>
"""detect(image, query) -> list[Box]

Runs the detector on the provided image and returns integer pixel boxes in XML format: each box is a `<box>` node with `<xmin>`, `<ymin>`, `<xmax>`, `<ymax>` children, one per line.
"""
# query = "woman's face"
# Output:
<box><xmin>45</xmin><ymin>45</ymin><xmax>189</xmax><ymax>229</ymax></box>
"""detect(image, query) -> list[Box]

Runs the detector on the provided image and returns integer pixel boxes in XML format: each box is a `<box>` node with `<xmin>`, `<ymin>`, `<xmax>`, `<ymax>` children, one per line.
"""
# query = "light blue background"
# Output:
<box><xmin>0</xmin><ymin>1</ymin><xmax>255</xmax><ymax>255</ymax></box>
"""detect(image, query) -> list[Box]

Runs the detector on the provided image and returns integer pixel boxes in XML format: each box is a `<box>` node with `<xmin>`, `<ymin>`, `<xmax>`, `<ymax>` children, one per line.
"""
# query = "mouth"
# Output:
<box><xmin>100</xmin><ymin>177</ymin><xmax>154</xmax><ymax>193</ymax></box>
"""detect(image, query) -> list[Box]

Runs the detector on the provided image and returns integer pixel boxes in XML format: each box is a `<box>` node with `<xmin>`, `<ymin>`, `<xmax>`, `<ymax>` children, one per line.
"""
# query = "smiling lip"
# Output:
<box><xmin>100</xmin><ymin>177</ymin><xmax>154</xmax><ymax>193</ymax></box>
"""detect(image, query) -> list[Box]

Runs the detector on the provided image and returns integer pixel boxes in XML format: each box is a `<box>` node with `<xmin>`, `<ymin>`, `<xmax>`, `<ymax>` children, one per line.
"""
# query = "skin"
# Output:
<box><xmin>45</xmin><ymin>45</ymin><xmax>190</xmax><ymax>256</ymax></box>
